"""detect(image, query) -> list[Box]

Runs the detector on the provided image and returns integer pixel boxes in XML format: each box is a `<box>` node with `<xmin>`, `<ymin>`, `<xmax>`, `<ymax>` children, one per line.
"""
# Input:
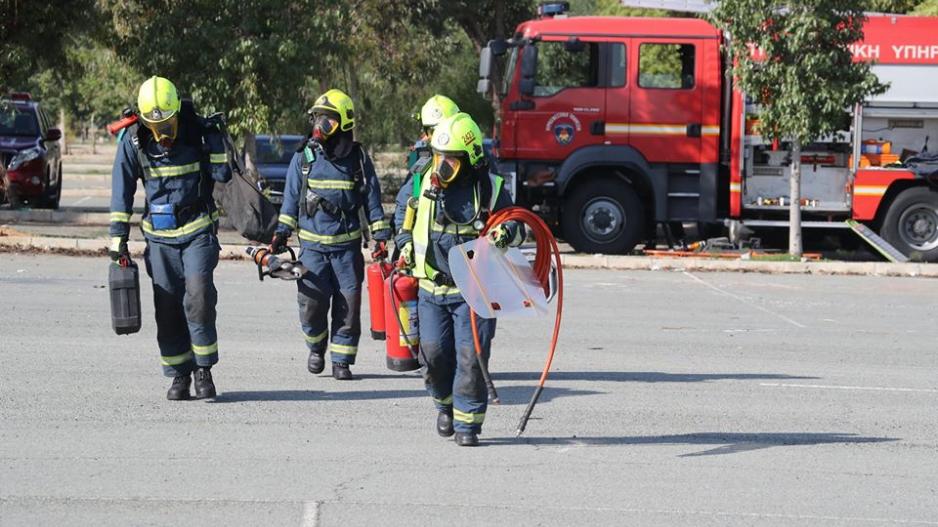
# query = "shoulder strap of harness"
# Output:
<box><xmin>299</xmin><ymin>142</ymin><xmax>318</xmax><ymax>217</ymax></box>
<box><xmin>127</xmin><ymin>123</ymin><xmax>151</xmax><ymax>181</ymax></box>
<box><xmin>486</xmin><ymin>172</ymin><xmax>505</xmax><ymax>212</ymax></box>
<box><xmin>354</xmin><ymin>143</ymin><xmax>367</xmax><ymax>192</ymax></box>
<box><xmin>356</xmin><ymin>143</ymin><xmax>371</xmax><ymax>243</ymax></box>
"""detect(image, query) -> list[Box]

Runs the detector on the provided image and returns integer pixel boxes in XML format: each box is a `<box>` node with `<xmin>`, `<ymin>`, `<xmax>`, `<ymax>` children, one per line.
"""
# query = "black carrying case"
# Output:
<box><xmin>109</xmin><ymin>259</ymin><xmax>142</xmax><ymax>335</ymax></box>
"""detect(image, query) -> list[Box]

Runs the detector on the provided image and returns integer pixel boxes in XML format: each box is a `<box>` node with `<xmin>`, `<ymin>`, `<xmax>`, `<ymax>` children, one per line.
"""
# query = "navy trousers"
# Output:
<box><xmin>417</xmin><ymin>289</ymin><xmax>496</xmax><ymax>434</ymax></box>
<box><xmin>143</xmin><ymin>232</ymin><xmax>220</xmax><ymax>377</ymax></box>
<box><xmin>296</xmin><ymin>248</ymin><xmax>365</xmax><ymax>365</ymax></box>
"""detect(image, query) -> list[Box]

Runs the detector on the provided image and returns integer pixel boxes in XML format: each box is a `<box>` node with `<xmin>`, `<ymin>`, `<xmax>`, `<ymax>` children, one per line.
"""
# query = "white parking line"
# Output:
<box><xmin>302</xmin><ymin>500</ymin><xmax>320</xmax><ymax>527</ymax></box>
<box><xmin>683</xmin><ymin>271</ymin><xmax>806</xmax><ymax>328</ymax></box>
<box><xmin>761</xmin><ymin>382</ymin><xmax>938</xmax><ymax>394</ymax></box>
<box><xmin>70</xmin><ymin>196</ymin><xmax>91</xmax><ymax>206</ymax></box>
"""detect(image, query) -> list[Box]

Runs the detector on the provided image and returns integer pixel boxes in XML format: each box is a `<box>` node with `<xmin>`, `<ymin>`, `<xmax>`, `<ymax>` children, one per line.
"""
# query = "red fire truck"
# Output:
<box><xmin>477</xmin><ymin>3</ymin><xmax>938</xmax><ymax>261</ymax></box>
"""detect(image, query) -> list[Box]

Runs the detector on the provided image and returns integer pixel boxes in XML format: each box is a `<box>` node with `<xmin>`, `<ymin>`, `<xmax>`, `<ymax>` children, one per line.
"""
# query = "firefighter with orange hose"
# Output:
<box><xmin>393</xmin><ymin>112</ymin><xmax>524</xmax><ymax>446</ymax></box>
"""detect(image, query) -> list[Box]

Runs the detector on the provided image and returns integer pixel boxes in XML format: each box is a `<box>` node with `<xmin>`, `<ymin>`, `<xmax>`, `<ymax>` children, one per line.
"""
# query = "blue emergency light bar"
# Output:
<box><xmin>538</xmin><ymin>2</ymin><xmax>570</xmax><ymax>17</ymax></box>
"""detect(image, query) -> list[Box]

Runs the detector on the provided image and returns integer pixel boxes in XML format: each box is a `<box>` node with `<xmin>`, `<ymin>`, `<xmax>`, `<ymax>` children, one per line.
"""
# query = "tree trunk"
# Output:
<box><xmin>243</xmin><ymin>131</ymin><xmax>257</xmax><ymax>176</ymax></box>
<box><xmin>495</xmin><ymin>0</ymin><xmax>505</xmax><ymax>39</ymax></box>
<box><xmin>59</xmin><ymin>108</ymin><xmax>68</xmax><ymax>155</ymax></box>
<box><xmin>485</xmin><ymin>0</ymin><xmax>505</xmax><ymax>134</ymax></box>
<box><xmin>345</xmin><ymin>63</ymin><xmax>361</xmax><ymax>143</ymax></box>
<box><xmin>90</xmin><ymin>113</ymin><xmax>96</xmax><ymax>155</ymax></box>
<box><xmin>789</xmin><ymin>139</ymin><xmax>803</xmax><ymax>257</ymax></box>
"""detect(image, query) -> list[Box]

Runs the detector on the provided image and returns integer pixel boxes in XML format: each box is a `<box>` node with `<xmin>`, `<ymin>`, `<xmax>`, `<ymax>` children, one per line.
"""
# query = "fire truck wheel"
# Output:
<box><xmin>562</xmin><ymin>181</ymin><xmax>644</xmax><ymax>254</ymax></box>
<box><xmin>881</xmin><ymin>186</ymin><xmax>938</xmax><ymax>262</ymax></box>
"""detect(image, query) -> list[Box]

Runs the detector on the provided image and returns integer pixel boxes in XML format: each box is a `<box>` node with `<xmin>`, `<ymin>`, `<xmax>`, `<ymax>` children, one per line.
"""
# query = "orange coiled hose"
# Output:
<box><xmin>470</xmin><ymin>206</ymin><xmax>564</xmax><ymax>436</ymax></box>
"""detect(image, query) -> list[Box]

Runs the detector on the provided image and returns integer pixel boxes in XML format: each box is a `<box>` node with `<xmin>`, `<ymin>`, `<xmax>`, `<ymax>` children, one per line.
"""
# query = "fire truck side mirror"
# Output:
<box><xmin>477</xmin><ymin>78</ymin><xmax>493</xmax><ymax>97</ymax></box>
<box><xmin>478</xmin><ymin>44</ymin><xmax>497</xmax><ymax>98</ymax></box>
<box><xmin>479</xmin><ymin>46</ymin><xmax>494</xmax><ymax>79</ymax></box>
<box><xmin>519</xmin><ymin>45</ymin><xmax>538</xmax><ymax>96</ymax></box>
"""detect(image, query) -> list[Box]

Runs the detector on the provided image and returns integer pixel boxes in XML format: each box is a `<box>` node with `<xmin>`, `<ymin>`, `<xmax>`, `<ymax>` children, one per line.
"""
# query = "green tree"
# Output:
<box><xmin>912</xmin><ymin>0</ymin><xmax>938</xmax><ymax>13</ymax></box>
<box><xmin>0</xmin><ymin>0</ymin><xmax>96</xmax><ymax>92</ymax></box>
<box><xmin>865</xmin><ymin>0</ymin><xmax>924</xmax><ymax>12</ymax></box>
<box><xmin>98</xmin><ymin>0</ymin><xmax>342</xmax><ymax>169</ymax></box>
<box><xmin>712</xmin><ymin>1</ymin><xmax>887</xmax><ymax>256</ymax></box>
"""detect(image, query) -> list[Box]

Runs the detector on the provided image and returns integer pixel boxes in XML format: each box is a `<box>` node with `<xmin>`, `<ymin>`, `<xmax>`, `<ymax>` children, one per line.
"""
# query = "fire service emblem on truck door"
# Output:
<box><xmin>546</xmin><ymin>112</ymin><xmax>582</xmax><ymax>146</ymax></box>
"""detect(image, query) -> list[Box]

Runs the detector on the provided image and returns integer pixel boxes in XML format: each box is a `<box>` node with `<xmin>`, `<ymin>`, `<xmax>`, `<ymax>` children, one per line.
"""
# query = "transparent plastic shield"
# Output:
<box><xmin>448</xmin><ymin>237</ymin><xmax>548</xmax><ymax>319</ymax></box>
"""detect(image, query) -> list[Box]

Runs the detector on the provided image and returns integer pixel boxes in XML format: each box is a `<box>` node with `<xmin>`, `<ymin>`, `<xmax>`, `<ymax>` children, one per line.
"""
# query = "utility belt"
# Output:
<box><xmin>147</xmin><ymin>201</ymin><xmax>211</xmax><ymax>231</ymax></box>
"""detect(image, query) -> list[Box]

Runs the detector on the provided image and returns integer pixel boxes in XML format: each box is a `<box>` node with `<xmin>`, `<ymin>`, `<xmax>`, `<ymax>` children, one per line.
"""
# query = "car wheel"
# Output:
<box><xmin>880</xmin><ymin>186</ymin><xmax>938</xmax><ymax>262</ymax></box>
<box><xmin>561</xmin><ymin>180</ymin><xmax>644</xmax><ymax>254</ymax></box>
<box><xmin>40</xmin><ymin>168</ymin><xmax>62</xmax><ymax>209</ymax></box>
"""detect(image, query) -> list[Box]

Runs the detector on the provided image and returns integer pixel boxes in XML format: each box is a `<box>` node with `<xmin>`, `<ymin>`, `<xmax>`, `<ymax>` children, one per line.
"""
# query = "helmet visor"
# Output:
<box><xmin>432</xmin><ymin>152</ymin><xmax>462</xmax><ymax>186</ymax></box>
<box><xmin>142</xmin><ymin>115</ymin><xmax>178</xmax><ymax>144</ymax></box>
<box><xmin>312</xmin><ymin>113</ymin><xmax>340</xmax><ymax>141</ymax></box>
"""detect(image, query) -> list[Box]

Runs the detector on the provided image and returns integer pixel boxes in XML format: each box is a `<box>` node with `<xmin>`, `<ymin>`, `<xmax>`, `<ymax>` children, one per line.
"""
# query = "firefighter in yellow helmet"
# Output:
<box><xmin>393</xmin><ymin>112</ymin><xmax>524</xmax><ymax>446</ymax></box>
<box><xmin>394</xmin><ymin>95</ymin><xmax>461</xmax><ymax>238</ymax></box>
<box><xmin>108</xmin><ymin>76</ymin><xmax>231</xmax><ymax>400</ymax></box>
<box><xmin>272</xmin><ymin>88</ymin><xmax>391</xmax><ymax>380</ymax></box>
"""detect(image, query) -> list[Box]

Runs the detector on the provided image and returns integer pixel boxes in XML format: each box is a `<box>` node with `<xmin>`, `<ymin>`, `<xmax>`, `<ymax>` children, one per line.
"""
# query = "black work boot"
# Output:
<box><xmin>308</xmin><ymin>350</ymin><xmax>325</xmax><ymax>374</ymax></box>
<box><xmin>193</xmin><ymin>367</ymin><xmax>216</xmax><ymax>399</ymax></box>
<box><xmin>167</xmin><ymin>374</ymin><xmax>191</xmax><ymax>401</ymax></box>
<box><xmin>332</xmin><ymin>362</ymin><xmax>353</xmax><ymax>380</ymax></box>
<box><xmin>455</xmin><ymin>431</ymin><xmax>479</xmax><ymax>447</ymax></box>
<box><xmin>436</xmin><ymin>409</ymin><xmax>454</xmax><ymax>437</ymax></box>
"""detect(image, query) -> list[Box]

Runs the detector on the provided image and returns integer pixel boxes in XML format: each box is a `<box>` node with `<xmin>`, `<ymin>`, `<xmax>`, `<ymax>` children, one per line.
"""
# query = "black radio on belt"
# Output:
<box><xmin>305</xmin><ymin>189</ymin><xmax>341</xmax><ymax>217</ymax></box>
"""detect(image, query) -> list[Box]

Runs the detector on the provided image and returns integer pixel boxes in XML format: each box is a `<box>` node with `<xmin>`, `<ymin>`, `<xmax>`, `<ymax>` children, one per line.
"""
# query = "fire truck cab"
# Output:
<box><xmin>478</xmin><ymin>3</ymin><xmax>938</xmax><ymax>261</ymax></box>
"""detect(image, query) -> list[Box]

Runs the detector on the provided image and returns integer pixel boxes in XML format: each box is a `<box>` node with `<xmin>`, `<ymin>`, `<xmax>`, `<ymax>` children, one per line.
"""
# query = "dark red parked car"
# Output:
<box><xmin>0</xmin><ymin>93</ymin><xmax>62</xmax><ymax>209</ymax></box>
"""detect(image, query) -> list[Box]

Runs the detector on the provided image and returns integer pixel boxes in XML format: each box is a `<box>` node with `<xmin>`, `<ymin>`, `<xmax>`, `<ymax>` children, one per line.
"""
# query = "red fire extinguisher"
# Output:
<box><xmin>366</xmin><ymin>261</ymin><xmax>393</xmax><ymax>339</ymax></box>
<box><xmin>384</xmin><ymin>271</ymin><xmax>420</xmax><ymax>372</ymax></box>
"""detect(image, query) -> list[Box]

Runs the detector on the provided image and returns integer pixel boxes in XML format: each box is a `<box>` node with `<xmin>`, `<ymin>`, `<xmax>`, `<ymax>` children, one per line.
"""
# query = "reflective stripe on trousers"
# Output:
<box><xmin>417</xmin><ymin>290</ymin><xmax>496</xmax><ymax>434</ymax></box>
<box><xmin>143</xmin><ymin>232</ymin><xmax>221</xmax><ymax>377</ymax></box>
<box><xmin>296</xmin><ymin>248</ymin><xmax>365</xmax><ymax>365</ymax></box>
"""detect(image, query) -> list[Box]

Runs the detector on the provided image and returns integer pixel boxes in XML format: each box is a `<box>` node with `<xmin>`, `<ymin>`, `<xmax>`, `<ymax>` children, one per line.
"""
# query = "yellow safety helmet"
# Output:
<box><xmin>137</xmin><ymin>76</ymin><xmax>181</xmax><ymax>124</ymax></box>
<box><xmin>310</xmin><ymin>88</ymin><xmax>355</xmax><ymax>132</ymax></box>
<box><xmin>430</xmin><ymin>112</ymin><xmax>485</xmax><ymax>186</ymax></box>
<box><xmin>420</xmin><ymin>95</ymin><xmax>460</xmax><ymax>129</ymax></box>
<box><xmin>137</xmin><ymin>76</ymin><xmax>181</xmax><ymax>145</ymax></box>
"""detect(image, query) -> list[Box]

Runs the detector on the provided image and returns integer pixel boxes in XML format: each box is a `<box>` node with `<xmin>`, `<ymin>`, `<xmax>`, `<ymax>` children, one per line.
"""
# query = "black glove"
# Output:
<box><xmin>269</xmin><ymin>232</ymin><xmax>288</xmax><ymax>254</ymax></box>
<box><xmin>109</xmin><ymin>237</ymin><xmax>129</xmax><ymax>263</ymax></box>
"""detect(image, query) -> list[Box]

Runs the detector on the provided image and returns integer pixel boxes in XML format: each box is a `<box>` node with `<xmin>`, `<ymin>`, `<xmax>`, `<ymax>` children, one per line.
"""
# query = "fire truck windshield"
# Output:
<box><xmin>499</xmin><ymin>47</ymin><xmax>519</xmax><ymax>97</ymax></box>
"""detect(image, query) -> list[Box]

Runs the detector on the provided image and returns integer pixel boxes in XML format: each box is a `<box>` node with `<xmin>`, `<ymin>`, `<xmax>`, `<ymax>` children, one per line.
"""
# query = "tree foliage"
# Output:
<box><xmin>98</xmin><ymin>0</ymin><xmax>342</xmax><ymax>140</ymax></box>
<box><xmin>0</xmin><ymin>0</ymin><xmax>96</xmax><ymax>93</ymax></box>
<box><xmin>912</xmin><ymin>0</ymin><xmax>938</xmax><ymax>13</ymax></box>
<box><xmin>712</xmin><ymin>1</ymin><xmax>887</xmax><ymax>145</ymax></box>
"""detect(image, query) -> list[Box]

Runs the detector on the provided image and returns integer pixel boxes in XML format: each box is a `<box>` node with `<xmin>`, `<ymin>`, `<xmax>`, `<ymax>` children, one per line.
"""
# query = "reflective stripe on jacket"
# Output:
<box><xmin>276</xmin><ymin>142</ymin><xmax>390</xmax><ymax>252</ymax></box>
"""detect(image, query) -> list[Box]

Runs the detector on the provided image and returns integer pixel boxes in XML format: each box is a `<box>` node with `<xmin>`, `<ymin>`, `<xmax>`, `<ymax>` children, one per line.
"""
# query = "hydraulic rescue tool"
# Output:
<box><xmin>109</xmin><ymin>255</ymin><xmax>142</xmax><ymax>335</ymax></box>
<box><xmin>449</xmin><ymin>206</ymin><xmax>564</xmax><ymax>436</ymax></box>
<box><xmin>245</xmin><ymin>246</ymin><xmax>308</xmax><ymax>281</ymax></box>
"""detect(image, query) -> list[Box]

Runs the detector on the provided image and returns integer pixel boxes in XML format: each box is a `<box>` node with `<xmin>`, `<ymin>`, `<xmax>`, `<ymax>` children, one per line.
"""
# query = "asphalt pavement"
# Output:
<box><xmin>1</xmin><ymin>253</ymin><xmax>936</xmax><ymax>526</ymax></box>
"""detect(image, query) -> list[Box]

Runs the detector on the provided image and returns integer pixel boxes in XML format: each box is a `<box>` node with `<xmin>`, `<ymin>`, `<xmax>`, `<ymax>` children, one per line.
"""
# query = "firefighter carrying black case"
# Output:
<box><xmin>109</xmin><ymin>258</ymin><xmax>142</xmax><ymax>335</ymax></box>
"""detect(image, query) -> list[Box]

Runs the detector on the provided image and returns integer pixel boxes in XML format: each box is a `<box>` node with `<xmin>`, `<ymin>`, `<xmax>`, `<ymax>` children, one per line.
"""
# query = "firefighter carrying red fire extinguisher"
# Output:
<box><xmin>393</xmin><ymin>111</ymin><xmax>524</xmax><ymax>446</ymax></box>
<box><xmin>272</xmin><ymin>89</ymin><xmax>391</xmax><ymax>381</ymax></box>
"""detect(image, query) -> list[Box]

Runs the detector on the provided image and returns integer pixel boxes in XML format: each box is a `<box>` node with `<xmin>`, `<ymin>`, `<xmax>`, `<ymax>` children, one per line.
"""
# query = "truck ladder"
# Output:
<box><xmin>845</xmin><ymin>219</ymin><xmax>910</xmax><ymax>263</ymax></box>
